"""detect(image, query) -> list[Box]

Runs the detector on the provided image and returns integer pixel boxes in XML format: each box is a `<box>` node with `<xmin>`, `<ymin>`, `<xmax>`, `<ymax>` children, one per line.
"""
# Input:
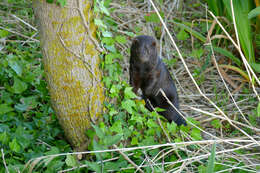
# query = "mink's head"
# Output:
<box><xmin>130</xmin><ymin>35</ymin><xmax>158</xmax><ymax>63</ymax></box>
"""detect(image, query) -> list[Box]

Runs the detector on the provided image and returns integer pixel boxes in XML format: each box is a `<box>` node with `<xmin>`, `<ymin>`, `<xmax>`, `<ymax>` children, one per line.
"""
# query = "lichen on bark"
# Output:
<box><xmin>33</xmin><ymin>0</ymin><xmax>105</xmax><ymax>149</ymax></box>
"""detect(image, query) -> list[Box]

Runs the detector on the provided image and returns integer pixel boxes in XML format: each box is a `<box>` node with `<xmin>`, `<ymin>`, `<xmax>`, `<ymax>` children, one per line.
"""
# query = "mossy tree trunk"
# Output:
<box><xmin>33</xmin><ymin>0</ymin><xmax>105</xmax><ymax>150</ymax></box>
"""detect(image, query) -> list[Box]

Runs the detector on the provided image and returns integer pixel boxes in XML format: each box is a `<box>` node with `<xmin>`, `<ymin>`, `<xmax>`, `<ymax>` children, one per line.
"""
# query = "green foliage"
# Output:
<box><xmin>257</xmin><ymin>102</ymin><xmax>260</xmax><ymax>117</ymax></box>
<box><xmin>177</xmin><ymin>29</ymin><xmax>190</xmax><ymax>41</ymax></box>
<box><xmin>248</xmin><ymin>6</ymin><xmax>260</xmax><ymax>19</ymax></box>
<box><xmin>144</xmin><ymin>12</ymin><xmax>164</xmax><ymax>23</ymax></box>
<box><xmin>206</xmin><ymin>142</ymin><xmax>216</xmax><ymax>173</ymax></box>
<box><xmin>46</xmin><ymin>0</ymin><xmax>67</xmax><ymax>7</ymax></box>
<box><xmin>208</xmin><ymin>0</ymin><xmax>256</xmax><ymax>64</ymax></box>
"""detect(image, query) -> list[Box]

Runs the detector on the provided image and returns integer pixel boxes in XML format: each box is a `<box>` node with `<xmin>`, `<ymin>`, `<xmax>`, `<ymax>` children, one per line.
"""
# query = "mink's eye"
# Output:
<box><xmin>134</xmin><ymin>66</ymin><xmax>140</xmax><ymax>72</ymax></box>
<box><xmin>151</xmin><ymin>41</ymin><xmax>156</xmax><ymax>47</ymax></box>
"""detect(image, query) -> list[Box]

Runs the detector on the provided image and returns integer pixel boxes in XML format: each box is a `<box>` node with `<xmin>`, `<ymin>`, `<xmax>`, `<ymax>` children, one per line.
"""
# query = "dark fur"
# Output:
<box><xmin>130</xmin><ymin>35</ymin><xmax>187</xmax><ymax>126</ymax></box>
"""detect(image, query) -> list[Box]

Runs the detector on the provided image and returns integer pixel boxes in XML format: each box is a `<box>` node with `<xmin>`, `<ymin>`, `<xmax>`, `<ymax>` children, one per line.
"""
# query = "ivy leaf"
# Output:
<box><xmin>45</xmin><ymin>147</ymin><xmax>60</xmax><ymax>155</ymax></box>
<box><xmin>15</xmin><ymin>96</ymin><xmax>38</xmax><ymax>112</ymax></box>
<box><xmin>109</xmin><ymin>108</ymin><xmax>118</xmax><ymax>116</ymax></box>
<box><xmin>105</xmin><ymin>134</ymin><xmax>122</xmax><ymax>146</ymax></box>
<box><xmin>11</xmin><ymin>77</ymin><xmax>28</xmax><ymax>94</ymax></box>
<box><xmin>102</xmin><ymin>37</ymin><xmax>115</xmax><ymax>45</ymax></box>
<box><xmin>57</xmin><ymin>0</ymin><xmax>66</xmax><ymax>7</ymax></box>
<box><xmin>65</xmin><ymin>154</ymin><xmax>77</xmax><ymax>167</ymax></box>
<box><xmin>131</xmin><ymin>137</ymin><xmax>138</xmax><ymax>145</ymax></box>
<box><xmin>102</xmin><ymin>31</ymin><xmax>113</xmax><ymax>37</ymax></box>
<box><xmin>85</xmin><ymin>161</ymin><xmax>101</xmax><ymax>172</ymax></box>
<box><xmin>98</xmin><ymin>1</ymin><xmax>110</xmax><ymax>15</ymax></box>
<box><xmin>147</xmin><ymin>119</ymin><xmax>158</xmax><ymax>128</ymax></box>
<box><xmin>110</xmin><ymin>120</ymin><xmax>123</xmax><ymax>134</ymax></box>
<box><xmin>0</xmin><ymin>29</ymin><xmax>9</xmax><ymax>38</ymax></box>
<box><xmin>121</xmin><ymin>100</ymin><xmax>136</xmax><ymax>114</ymax></box>
<box><xmin>115</xmin><ymin>35</ymin><xmax>127</xmax><ymax>44</ymax></box>
<box><xmin>92</xmin><ymin>124</ymin><xmax>105</xmax><ymax>139</ymax></box>
<box><xmin>8</xmin><ymin>58</ymin><xmax>22</xmax><ymax>76</ymax></box>
<box><xmin>0</xmin><ymin>104</ymin><xmax>14</xmax><ymax>115</ymax></box>
<box><xmin>124</xmin><ymin>87</ymin><xmax>137</xmax><ymax>99</ymax></box>
<box><xmin>9</xmin><ymin>138</ymin><xmax>21</xmax><ymax>153</ymax></box>
<box><xmin>94</xmin><ymin>19</ymin><xmax>107</xmax><ymax>29</ymax></box>
<box><xmin>191</xmin><ymin>128</ymin><xmax>202</xmax><ymax>140</ymax></box>
<box><xmin>167</xmin><ymin>122</ymin><xmax>177</xmax><ymax>134</ymax></box>
<box><xmin>0</xmin><ymin>132</ymin><xmax>10</xmax><ymax>145</ymax></box>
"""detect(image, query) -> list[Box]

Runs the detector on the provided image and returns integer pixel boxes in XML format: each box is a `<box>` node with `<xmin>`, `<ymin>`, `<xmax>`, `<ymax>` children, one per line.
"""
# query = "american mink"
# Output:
<box><xmin>129</xmin><ymin>35</ymin><xmax>187</xmax><ymax>126</ymax></box>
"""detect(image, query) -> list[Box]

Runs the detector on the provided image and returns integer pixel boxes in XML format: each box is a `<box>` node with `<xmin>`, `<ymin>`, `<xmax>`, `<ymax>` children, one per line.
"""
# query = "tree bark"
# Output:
<box><xmin>33</xmin><ymin>0</ymin><xmax>105</xmax><ymax>150</ymax></box>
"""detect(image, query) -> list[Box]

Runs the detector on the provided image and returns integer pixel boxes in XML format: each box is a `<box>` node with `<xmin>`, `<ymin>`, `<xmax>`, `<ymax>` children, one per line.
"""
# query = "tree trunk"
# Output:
<box><xmin>32</xmin><ymin>0</ymin><xmax>105</xmax><ymax>150</ymax></box>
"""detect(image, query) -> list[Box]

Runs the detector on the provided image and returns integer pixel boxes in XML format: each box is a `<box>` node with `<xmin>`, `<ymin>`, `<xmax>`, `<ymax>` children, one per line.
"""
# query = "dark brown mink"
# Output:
<box><xmin>129</xmin><ymin>35</ymin><xmax>187</xmax><ymax>126</ymax></box>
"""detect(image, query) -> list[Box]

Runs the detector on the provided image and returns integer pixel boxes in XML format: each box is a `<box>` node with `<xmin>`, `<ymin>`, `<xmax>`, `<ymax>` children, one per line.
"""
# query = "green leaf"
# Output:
<box><xmin>167</xmin><ymin>122</ymin><xmax>177</xmax><ymax>134</ymax></box>
<box><xmin>109</xmin><ymin>108</ymin><xmax>118</xmax><ymax>116</ymax></box>
<box><xmin>102</xmin><ymin>31</ymin><xmax>113</xmax><ymax>37</ymax></box>
<box><xmin>7</xmin><ymin>55</ymin><xmax>23</xmax><ymax>76</ymax></box>
<box><xmin>121</xmin><ymin>100</ymin><xmax>136</xmax><ymax>114</ymax></box>
<box><xmin>177</xmin><ymin>29</ymin><xmax>189</xmax><ymax>41</ymax></box>
<box><xmin>191</xmin><ymin>128</ymin><xmax>202</xmax><ymax>140</ymax></box>
<box><xmin>144</xmin><ymin>12</ymin><xmax>164</xmax><ymax>23</ymax></box>
<box><xmin>198</xmin><ymin>165</ymin><xmax>207</xmax><ymax>173</ymax></box>
<box><xmin>147</xmin><ymin>119</ymin><xmax>158</xmax><ymax>128</ymax></box>
<box><xmin>110</xmin><ymin>120</ymin><xmax>123</xmax><ymax>134</ymax></box>
<box><xmin>92</xmin><ymin>124</ymin><xmax>105</xmax><ymax>139</ymax></box>
<box><xmin>206</xmin><ymin>142</ymin><xmax>216</xmax><ymax>173</ymax></box>
<box><xmin>211</xmin><ymin>119</ymin><xmax>221</xmax><ymax>129</ymax></box>
<box><xmin>123</xmin><ymin>31</ymin><xmax>135</xmax><ymax>37</ymax></box>
<box><xmin>190</xmin><ymin>48</ymin><xmax>204</xmax><ymax>59</ymax></box>
<box><xmin>0</xmin><ymin>132</ymin><xmax>10</xmax><ymax>145</ymax></box>
<box><xmin>94</xmin><ymin>19</ymin><xmax>107</xmax><ymax>29</ymax></box>
<box><xmin>45</xmin><ymin>147</ymin><xmax>60</xmax><ymax>155</ymax></box>
<box><xmin>0</xmin><ymin>29</ymin><xmax>9</xmax><ymax>38</ymax></box>
<box><xmin>57</xmin><ymin>0</ymin><xmax>66</xmax><ymax>7</ymax></box>
<box><xmin>15</xmin><ymin>96</ymin><xmax>38</xmax><ymax>112</ymax></box>
<box><xmin>209</xmin><ymin>46</ymin><xmax>241</xmax><ymax>66</ymax></box>
<box><xmin>172</xmin><ymin>21</ymin><xmax>206</xmax><ymax>42</ymax></box>
<box><xmin>206</xmin><ymin>0</ymin><xmax>224</xmax><ymax>16</ymax></box>
<box><xmin>0</xmin><ymin>104</ymin><xmax>14</xmax><ymax>115</ymax></box>
<box><xmin>250</xmin><ymin>62</ymin><xmax>260</xmax><ymax>73</ymax></box>
<box><xmin>131</xmin><ymin>137</ymin><xmax>138</xmax><ymax>145</ymax></box>
<box><xmin>11</xmin><ymin>77</ymin><xmax>28</xmax><ymax>94</ymax></box>
<box><xmin>9</xmin><ymin>138</ymin><xmax>21</xmax><ymax>153</ymax></box>
<box><xmin>85</xmin><ymin>161</ymin><xmax>101</xmax><ymax>172</ymax></box>
<box><xmin>115</xmin><ymin>35</ymin><xmax>127</xmax><ymax>44</ymax></box>
<box><xmin>102</xmin><ymin>37</ymin><xmax>115</xmax><ymax>45</ymax></box>
<box><xmin>124</xmin><ymin>87</ymin><xmax>137</xmax><ymax>99</ymax></box>
<box><xmin>65</xmin><ymin>154</ymin><xmax>77</xmax><ymax>167</ymax></box>
<box><xmin>98</xmin><ymin>1</ymin><xmax>110</xmax><ymax>15</ymax></box>
<box><xmin>105</xmin><ymin>134</ymin><xmax>122</xmax><ymax>146</ymax></box>
<box><xmin>257</xmin><ymin>102</ymin><xmax>260</xmax><ymax>117</ymax></box>
<box><xmin>222</xmin><ymin>0</ymin><xmax>255</xmax><ymax>62</ymax></box>
<box><xmin>248</xmin><ymin>6</ymin><xmax>260</xmax><ymax>19</ymax></box>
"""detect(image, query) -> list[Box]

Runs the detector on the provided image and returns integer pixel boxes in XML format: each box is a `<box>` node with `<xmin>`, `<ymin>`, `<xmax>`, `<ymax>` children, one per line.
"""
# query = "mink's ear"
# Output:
<box><xmin>132</xmin><ymin>38</ymin><xmax>139</xmax><ymax>45</ymax></box>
